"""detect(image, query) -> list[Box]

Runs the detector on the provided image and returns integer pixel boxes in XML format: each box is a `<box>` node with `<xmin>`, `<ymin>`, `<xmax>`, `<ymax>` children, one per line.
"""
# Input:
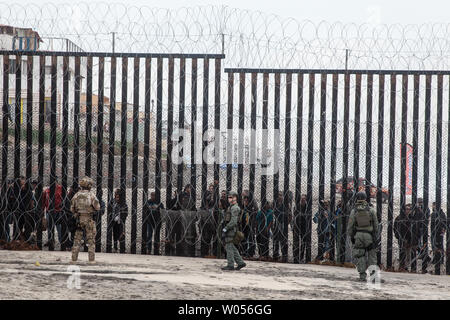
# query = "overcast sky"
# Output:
<box><xmin>13</xmin><ymin>0</ymin><xmax>450</xmax><ymax>25</ymax></box>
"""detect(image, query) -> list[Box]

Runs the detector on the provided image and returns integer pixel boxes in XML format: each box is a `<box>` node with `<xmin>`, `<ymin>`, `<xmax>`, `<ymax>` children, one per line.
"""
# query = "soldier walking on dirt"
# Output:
<box><xmin>70</xmin><ymin>177</ymin><xmax>100</xmax><ymax>264</ymax></box>
<box><xmin>347</xmin><ymin>192</ymin><xmax>379</xmax><ymax>281</ymax></box>
<box><xmin>221</xmin><ymin>191</ymin><xmax>246</xmax><ymax>271</ymax></box>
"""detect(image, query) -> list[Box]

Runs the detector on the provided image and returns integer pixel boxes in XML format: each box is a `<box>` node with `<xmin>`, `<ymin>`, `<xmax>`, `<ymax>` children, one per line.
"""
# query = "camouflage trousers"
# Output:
<box><xmin>225</xmin><ymin>243</ymin><xmax>245</xmax><ymax>267</ymax></box>
<box><xmin>353</xmin><ymin>232</ymin><xmax>377</xmax><ymax>279</ymax></box>
<box><xmin>71</xmin><ymin>215</ymin><xmax>96</xmax><ymax>262</ymax></box>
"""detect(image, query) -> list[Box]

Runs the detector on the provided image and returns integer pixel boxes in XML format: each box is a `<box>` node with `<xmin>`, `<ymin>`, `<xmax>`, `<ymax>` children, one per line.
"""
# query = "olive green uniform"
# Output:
<box><xmin>347</xmin><ymin>200</ymin><xmax>379</xmax><ymax>280</ymax></box>
<box><xmin>223</xmin><ymin>203</ymin><xmax>245</xmax><ymax>268</ymax></box>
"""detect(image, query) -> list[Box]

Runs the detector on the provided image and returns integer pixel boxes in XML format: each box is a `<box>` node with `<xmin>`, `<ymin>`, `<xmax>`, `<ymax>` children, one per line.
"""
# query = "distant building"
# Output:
<box><xmin>0</xmin><ymin>25</ymin><xmax>153</xmax><ymax>149</ymax></box>
<box><xmin>0</xmin><ymin>24</ymin><xmax>42</xmax><ymax>51</ymax></box>
<box><xmin>0</xmin><ymin>25</ymin><xmax>88</xmax><ymax>130</ymax></box>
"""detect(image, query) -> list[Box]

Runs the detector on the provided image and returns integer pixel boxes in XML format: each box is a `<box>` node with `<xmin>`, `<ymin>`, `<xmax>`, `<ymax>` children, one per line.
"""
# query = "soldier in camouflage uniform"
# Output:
<box><xmin>70</xmin><ymin>177</ymin><xmax>100</xmax><ymax>264</ymax></box>
<box><xmin>347</xmin><ymin>192</ymin><xmax>379</xmax><ymax>281</ymax></box>
<box><xmin>221</xmin><ymin>191</ymin><xmax>246</xmax><ymax>271</ymax></box>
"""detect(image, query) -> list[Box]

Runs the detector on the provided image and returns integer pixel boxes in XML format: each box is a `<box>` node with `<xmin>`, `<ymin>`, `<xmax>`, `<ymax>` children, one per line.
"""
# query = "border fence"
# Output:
<box><xmin>0</xmin><ymin>4</ymin><xmax>449</xmax><ymax>276</ymax></box>
<box><xmin>0</xmin><ymin>50</ymin><xmax>449</xmax><ymax>275</ymax></box>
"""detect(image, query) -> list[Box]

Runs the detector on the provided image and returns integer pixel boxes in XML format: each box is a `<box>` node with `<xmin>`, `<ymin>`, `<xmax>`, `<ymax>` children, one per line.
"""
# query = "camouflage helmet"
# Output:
<box><xmin>228</xmin><ymin>191</ymin><xmax>238</xmax><ymax>198</ymax></box>
<box><xmin>79</xmin><ymin>177</ymin><xmax>94</xmax><ymax>189</ymax></box>
<box><xmin>356</xmin><ymin>191</ymin><xmax>367</xmax><ymax>201</ymax></box>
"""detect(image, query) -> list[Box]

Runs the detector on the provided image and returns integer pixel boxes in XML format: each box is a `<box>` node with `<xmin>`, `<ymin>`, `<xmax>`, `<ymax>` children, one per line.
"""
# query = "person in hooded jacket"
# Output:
<box><xmin>313</xmin><ymin>200</ymin><xmax>332</xmax><ymax>261</ymax></box>
<box><xmin>272</xmin><ymin>192</ymin><xmax>289</xmax><ymax>262</ymax></box>
<box><xmin>430</xmin><ymin>202</ymin><xmax>447</xmax><ymax>274</ymax></box>
<box><xmin>112</xmin><ymin>189</ymin><xmax>128</xmax><ymax>253</ymax></box>
<box><xmin>394</xmin><ymin>203</ymin><xmax>414</xmax><ymax>271</ymax></box>
<box><xmin>240</xmin><ymin>191</ymin><xmax>258</xmax><ymax>258</ymax></box>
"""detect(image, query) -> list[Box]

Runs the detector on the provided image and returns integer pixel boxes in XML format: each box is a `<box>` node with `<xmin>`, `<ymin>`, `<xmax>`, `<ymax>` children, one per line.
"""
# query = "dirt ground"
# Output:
<box><xmin>0</xmin><ymin>250</ymin><xmax>449</xmax><ymax>300</ymax></box>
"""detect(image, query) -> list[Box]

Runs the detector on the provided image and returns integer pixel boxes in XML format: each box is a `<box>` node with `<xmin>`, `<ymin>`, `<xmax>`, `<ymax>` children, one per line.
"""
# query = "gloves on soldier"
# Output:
<box><xmin>222</xmin><ymin>228</ymin><xmax>227</xmax><ymax>233</ymax></box>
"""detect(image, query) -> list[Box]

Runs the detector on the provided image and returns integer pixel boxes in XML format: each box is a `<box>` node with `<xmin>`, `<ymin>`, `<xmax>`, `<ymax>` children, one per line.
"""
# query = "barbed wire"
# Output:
<box><xmin>1</xmin><ymin>2</ymin><xmax>450</xmax><ymax>69</ymax></box>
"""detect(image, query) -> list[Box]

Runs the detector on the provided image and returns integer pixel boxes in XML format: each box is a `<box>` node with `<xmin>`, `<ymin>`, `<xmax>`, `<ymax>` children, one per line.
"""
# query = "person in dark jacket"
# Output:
<box><xmin>2</xmin><ymin>180</ymin><xmax>13</xmax><ymax>242</ymax></box>
<box><xmin>199</xmin><ymin>183</ymin><xmax>220</xmax><ymax>257</ymax></box>
<box><xmin>60</xmin><ymin>186</ymin><xmax>75</xmax><ymax>251</ymax></box>
<box><xmin>1</xmin><ymin>180</ymin><xmax>14</xmax><ymax>242</ymax></box>
<box><xmin>293</xmin><ymin>194</ymin><xmax>308</xmax><ymax>263</ymax></box>
<box><xmin>165</xmin><ymin>189</ymin><xmax>179</xmax><ymax>256</ymax></box>
<box><xmin>10</xmin><ymin>177</ymin><xmax>29</xmax><ymax>241</ymax></box>
<box><xmin>170</xmin><ymin>184</ymin><xmax>196</xmax><ymax>257</ymax></box>
<box><xmin>220</xmin><ymin>190</ymin><xmax>229</xmax><ymax>212</ymax></box>
<box><xmin>143</xmin><ymin>191</ymin><xmax>164</xmax><ymax>255</ymax></box>
<box><xmin>43</xmin><ymin>178</ymin><xmax>64</xmax><ymax>250</ymax></box>
<box><xmin>14</xmin><ymin>177</ymin><xmax>35</xmax><ymax>243</ymax></box>
<box><xmin>240</xmin><ymin>192</ymin><xmax>258</xmax><ymax>258</ymax></box>
<box><xmin>168</xmin><ymin>189</ymin><xmax>180</xmax><ymax>210</ymax></box>
<box><xmin>64</xmin><ymin>186</ymin><xmax>79</xmax><ymax>250</ymax></box>
<box><xmin>201</xmin><ymin>183</ymin><xmax>215</xmax><ymax>210</ymax></box>
<box><xmin>272</xmin><ymin>192</ymin><xmax>289</xmax><ymax>262</ymax></box>
<box><xmin>8</xmin><ymin>178</ymin><xmax>21</xmax><ymax>241</ymax></box>
<box><xmin>112</xmin><ymin>189</ymin><xmax>128</xmax><ymax>253</ymax></box>
<box><xmin>256</xmin><ymin>201</ymin><xmax>273</xmax><ymax>260</ymax></box>
<box><xmin>93</xmin><ymin>197</ymin><xmax>105</xmax><ymax>252</ymax></box>
<box><xmin>180</xmin><ymin>184</ymin><xmax>197</xmax><ymax>256</ymax></box>
<box><xmin>412</xmin><ymin>198</ymin><xmax>431</xmax><ymax>273</ymax></box>
<box><xmin>29</xmin><ymin>180</ymin><xmax>39</xmax><ymax>241</ymax></box>
<box><xmin>179</xmin><ymin>184</ymin><xmax>196</xmax><ymax>211</ymax></box>
<box><xmin>430</xmin><ymin>202</ymin><xmax>447</xmax><ymax>274</ymax></box>
<box><xmin>408</xmin><ymin>202</ymin><xmax>423</xmax><ymax>272</ymax></box>
<box><xmin>31</xmin><ymin>180</ymin><xmax>38</xmax><ymax>192</ymax></box>
<box><xmin>240</xmin><ymin>190</ymin><xmax>258</xmax><ymax>258</ymax></box>
<box><xmin>328</xmin><ymin>199</ymin><xmax>341</xmax><ymax>262</ymax></box>
<box><xmin>394</xmin><ymin>203</ymin><xmax>414</xmax><ymax>271</ymax></box>
<box><xmin>4</xmin><ymin>179</ymin><xmax>16</xmax><ymax>242</ymax></box>
<box><xmin>216</xmin><ymin>197</ymin><xmax>229</xmax><ymax>259</ymax></box>
<box><xmin>313</xmin><ymin>200</ymin><xmax>332</xmax><ymax>261</ymax></box>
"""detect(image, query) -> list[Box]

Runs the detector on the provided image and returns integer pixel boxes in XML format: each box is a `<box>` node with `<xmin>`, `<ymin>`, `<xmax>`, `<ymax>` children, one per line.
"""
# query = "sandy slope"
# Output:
<box><xmin>0</xmin><ymin>250</ymin><xmax>449</xmax><ymax>300</ymax></box>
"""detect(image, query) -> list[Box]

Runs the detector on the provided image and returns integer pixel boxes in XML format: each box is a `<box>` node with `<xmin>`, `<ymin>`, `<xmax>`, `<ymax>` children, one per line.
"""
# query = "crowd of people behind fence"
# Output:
<box><xmin>0</xmin><ymin>176</ymin><xmax>448</xmax><ymax>273</ymax></box>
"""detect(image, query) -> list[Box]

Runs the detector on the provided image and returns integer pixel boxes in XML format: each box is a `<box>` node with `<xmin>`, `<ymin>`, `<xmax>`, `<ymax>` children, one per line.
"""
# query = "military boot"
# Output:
<box><xmin>236</xmin><ymin>263</ymin><xmax>247</xmax><ymax>270</ymax></box>
<box><xmin>221</xmin><ymin>265</ymin><xmax>234</xmax><ymax>271</ymax></box>
<box><xmin>72</xmin><ymin>250</ymin><xmax>79</xmax><ymax>262</ymax></box>
<box><xmin>359</xmin><ymin>273</ymin><xmax>367</xmax><ymax>282</ymax></box>
<box><xmin>88</xmin><ymin>252</ymin><xmax>95</xmax><ymax>264</ymax></box>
